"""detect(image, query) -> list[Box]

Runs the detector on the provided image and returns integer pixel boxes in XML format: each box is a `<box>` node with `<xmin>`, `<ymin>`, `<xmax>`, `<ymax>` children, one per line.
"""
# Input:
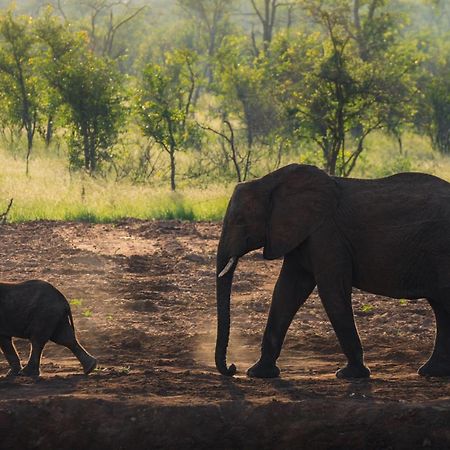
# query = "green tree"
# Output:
<box><xmin>249</xmin><ymin>0</ymin><xmax>293</xmax><ymax>54</ymax></box>
<box><xmin>413</xmin><ymin>7</ymin><xmax>450</xmax><ymax>154</ymax></box>
<box><xmin>418</xmin><ymin>55</ymin><xmax>450</xmax><ymax>154</ymax></box>
<box><xmin>269</xmin><ymin>2</ymin><xmax>417</xmax><ymax>176</ymax></box>
<box><xmin>211</xmin><ymin>35</ymin><xmax>280</xmax><ymax>180</ymax></box>
<box><xmin>0</xmin><ymin>12</ymin><xmax>42</xmax><ymax>175</ymax></box>
<box><xmin>351</xmin><ymin>0</ymin><xmax>397</xmax><ymax>61</ymax></box>
<box><xmin>138</xmin><ymin>49</ymin><xmax>199</xmax><ymax>191</ymax></box>
<box><xmin>37</xmin><ymin>14</ymin><xmax>124</xmax><ymax>173</ymax></box>
<box><xmin>51</xmin><ymin>0</ymin><xmax>146</xmax><ymax>61</ymax></box>
<box><xmin>178</xmin><ymin>0</ymin><xmax>234</xmax><ymax>85</ymax></box>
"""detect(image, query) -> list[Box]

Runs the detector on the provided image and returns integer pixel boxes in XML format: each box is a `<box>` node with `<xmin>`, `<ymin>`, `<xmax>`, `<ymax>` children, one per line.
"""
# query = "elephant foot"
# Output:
<box><xmin>418</xmin><ymin>359</ymin><xmax>450</xmax><ymax>377</ymax></box>
<box><xmin>336</xmin><ymin>363</ymin><xmax>371</xmax><ymax>379</ymax></box>
<box><xmin>82</xmin><ymin>357</ymin><xmax>97</xmax><ymax>375</ymax></box>
<box><xmin>18</xmin><ymin>366</ymin><xmax>40</xmax><ymax>378</ymax></box>
<box><xmin>247</xmin><ymin>360</ymin><xmax>280</xmax><ymax>378</ymax></box>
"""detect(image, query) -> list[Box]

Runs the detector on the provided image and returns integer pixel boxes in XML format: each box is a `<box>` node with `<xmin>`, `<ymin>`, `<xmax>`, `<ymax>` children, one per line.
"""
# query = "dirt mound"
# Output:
<box><xmin>2</xmin><ymin>396</ymin><xmax>450</xmax><ymax>450</ymax></box>
<box><xmin>0</xmin><ymin>220</ymin><xmax>449</xmax><ymax>449</ymax></box>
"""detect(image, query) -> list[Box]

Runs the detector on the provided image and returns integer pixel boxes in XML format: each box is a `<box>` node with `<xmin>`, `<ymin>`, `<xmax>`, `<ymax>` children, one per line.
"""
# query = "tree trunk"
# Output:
<box><xmin>25</xmin><ymin>129</ymin><xmax>33</xmax><ymax>177</ymax></box>
<box><xmin>89</xmin><ymin>138</ymin><xmax>96</xmax><ymax>173</ymax></box>
<box><xmin>83</xmin><ymin>127</ymin><xmax>90</xmax><ymax>171</ymax></box>
<box><xmin>170</xmin><ymin>147</ymin><xmax>176</xmax><ymax>191</ymax></box>
<box><xmin>398</xmin><ymin>135</ymin><xmax>403</xmax><ymax>154</ymax></box>
<box><xmin>45</xmin><ymin>116</ymin><xmax>53</xmax><ymax>148</ymax></box>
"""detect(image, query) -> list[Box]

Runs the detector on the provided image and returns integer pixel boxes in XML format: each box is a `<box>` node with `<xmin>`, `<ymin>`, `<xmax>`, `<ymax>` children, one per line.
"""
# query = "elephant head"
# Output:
<box><xmin>215</xmin><ymin>164</ymin><xmax>339</xmax><ymax>376</ymax></box>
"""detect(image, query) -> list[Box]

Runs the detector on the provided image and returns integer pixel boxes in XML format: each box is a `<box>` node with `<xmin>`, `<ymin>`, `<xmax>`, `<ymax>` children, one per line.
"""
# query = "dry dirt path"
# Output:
<box><xmin>0</xmin><ymin>221</ymin><xmax>449</xmax><ymax>449</ymax></box>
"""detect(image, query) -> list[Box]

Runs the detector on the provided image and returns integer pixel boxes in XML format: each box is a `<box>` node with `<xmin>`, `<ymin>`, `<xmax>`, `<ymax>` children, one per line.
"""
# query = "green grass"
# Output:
<box><xmin>2</xmin><ymin>131</ymin><xmax>450</xmax><ymax>223</ymax></box>
<box><xmin>0</xmin><ymin>149</ymin><xmax>230</xmax><ymax>222</ymax></box>
<box><xmin>353</xmin><ymin>131</ymin><xmax>450</xmax><ymax>180</ymax></box>
<box><xmin>82</xmin><ymin>308</ymin><xmax>93</xmax><ymax>318</ymax></box>
<box><xmin>360</xmin><ymin>304</ymin><xmax>374</xmax><ymax>313</ymax></box>
<box><xmin>69</xmin><ymin>299</ymin><xmax>83</xmax><ymax>307</ymax></box>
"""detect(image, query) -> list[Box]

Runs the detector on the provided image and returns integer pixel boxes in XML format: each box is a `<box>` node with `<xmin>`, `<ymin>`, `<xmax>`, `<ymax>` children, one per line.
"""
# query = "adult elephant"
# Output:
<box><xmin>216</xmin><ymin>164</ymin><xmax>450</xmax><ymax>378</ymax></box>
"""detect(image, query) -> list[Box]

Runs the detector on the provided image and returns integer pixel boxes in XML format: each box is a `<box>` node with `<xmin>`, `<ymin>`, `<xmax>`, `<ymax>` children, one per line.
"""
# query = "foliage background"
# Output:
<box><xmin>0</xmin><ymin>0</ymin><xmax>449</xmax><ymax>221</ymax></box>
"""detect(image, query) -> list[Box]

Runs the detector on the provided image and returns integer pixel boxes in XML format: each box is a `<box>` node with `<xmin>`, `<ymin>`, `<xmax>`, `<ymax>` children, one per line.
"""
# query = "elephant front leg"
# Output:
<box><xmin>20</xmin><ymin>338</ymin><xmax>46</xmax><ymax>377</ymax></box>
<box><xmin>317</xmin><ymin>279</ymin><xmax>370</xmax><ymax>379</ymax></box>
<box><xmin>247</xmin><ymin>257</ymin><xmax>316</xmax><ymax>378</ymax></box>
<box><xmin>0</xmin><ymin>336</ymin><xmax>22</xmax><ymax>377</ymax></box>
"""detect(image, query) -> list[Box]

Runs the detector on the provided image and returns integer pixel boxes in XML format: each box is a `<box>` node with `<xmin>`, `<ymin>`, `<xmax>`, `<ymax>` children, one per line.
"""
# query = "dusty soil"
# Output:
<box><xmin>0</xmin><ymin>220</ymin><xmax>450</xmax><ymax>449</ymax></box>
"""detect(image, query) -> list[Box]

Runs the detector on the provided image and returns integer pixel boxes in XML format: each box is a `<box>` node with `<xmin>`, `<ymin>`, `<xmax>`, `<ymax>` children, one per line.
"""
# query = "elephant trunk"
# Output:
<box><xmin>215</xmin><ymin>249</ymin><xmax>238</xmax><ymax>376</ymax></box>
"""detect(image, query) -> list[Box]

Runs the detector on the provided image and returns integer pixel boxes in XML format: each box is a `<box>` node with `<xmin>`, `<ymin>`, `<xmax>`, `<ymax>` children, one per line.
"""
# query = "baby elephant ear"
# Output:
<box><xmin>263</xmin><ymin>165</ymin><xmax>338</xmax><ymax>260</ymax></box>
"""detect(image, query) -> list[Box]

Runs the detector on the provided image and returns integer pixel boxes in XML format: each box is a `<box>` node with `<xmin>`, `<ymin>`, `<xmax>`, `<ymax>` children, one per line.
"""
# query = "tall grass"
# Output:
<box><xmin>1</xmin><ymin>131</ymin><xmax>450</xmax><ymax>223</ymax></box>
<box><xmin>353</xmin><ymin>131</ymin><xmax>450</xmax><ymax>179</ymax></box>
<box><xmin>0</xmin><ymin>150</ymin><xmax>230</xmax><ymax>222</ymax></box>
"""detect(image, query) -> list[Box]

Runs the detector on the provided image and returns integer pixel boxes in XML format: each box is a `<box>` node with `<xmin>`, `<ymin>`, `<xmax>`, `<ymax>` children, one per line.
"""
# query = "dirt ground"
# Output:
<box><xmin>1</xmin><ymin>220</ymin><xmax>450</xmax><ymax>449</ymax></box>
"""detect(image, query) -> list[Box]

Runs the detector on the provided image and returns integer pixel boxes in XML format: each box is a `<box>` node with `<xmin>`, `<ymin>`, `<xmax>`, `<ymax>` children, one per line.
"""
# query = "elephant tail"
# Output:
<box><xmin>67</xmin><ymin>306</ymin><xmax>76</xmax><ymax>333</ymax></box>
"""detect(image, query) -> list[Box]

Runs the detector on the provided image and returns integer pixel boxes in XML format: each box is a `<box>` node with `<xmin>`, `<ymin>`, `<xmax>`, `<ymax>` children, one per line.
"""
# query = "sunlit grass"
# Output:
<box><xmin>354</xmin><ymin>131</ymin><xmax>450</xmax><ymax>180</ymax></box>
<box><xmin>0</xmin><ymin>150</ymin><xmax>231</xmax><ymax>222</ymax></box>
<box><xmin>2</xmin><ymin>131</ymin><xmax>450</xmax><ymax>223</ymax></box>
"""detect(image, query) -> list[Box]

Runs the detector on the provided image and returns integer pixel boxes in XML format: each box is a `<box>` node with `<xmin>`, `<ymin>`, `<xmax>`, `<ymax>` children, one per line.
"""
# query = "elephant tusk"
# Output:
<box><xmin>218</xmin><ymin>257</ymin><xmax>236</xmax><ymax>278</ymax></box>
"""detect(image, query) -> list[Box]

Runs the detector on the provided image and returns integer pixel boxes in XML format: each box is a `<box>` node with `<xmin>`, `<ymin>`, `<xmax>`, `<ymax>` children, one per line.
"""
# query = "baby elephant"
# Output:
<box><xmin>0</xmin><ymin>280</ymin><xmax>97</xmax><ymax>377</ymax></box>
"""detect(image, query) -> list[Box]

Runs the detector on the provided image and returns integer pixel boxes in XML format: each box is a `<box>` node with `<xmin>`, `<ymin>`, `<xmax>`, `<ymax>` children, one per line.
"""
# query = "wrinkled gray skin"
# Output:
<box><xmin>0</xmin><ymin>280</ymin><xmax>97</xmax><ymax>377</ymax></box>
<box><xmin>216</xmin><ymin>164</ymin><xmax>450</xmax><ymax>378</ymax></box>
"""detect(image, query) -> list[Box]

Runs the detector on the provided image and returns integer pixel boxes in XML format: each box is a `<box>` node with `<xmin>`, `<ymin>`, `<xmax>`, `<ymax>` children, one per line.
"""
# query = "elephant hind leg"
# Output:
<box><xmin>418</xmin><ymin>298</ymin><xmax>450</xmax><ymax>377</ymax></box>
<box><xmin>0</xmin><ymin>336</ymin><xmax>22</xmax><ymax>376</ymax></box>
<box><xmin>317</xmin><ymin>272</ymin><xmax>370</xmax><ymax>379</ymax></box>
<box><xmin>51</xmin><ymin>320</ymin><xmax>97</xmax><ymax>375</ymax></box>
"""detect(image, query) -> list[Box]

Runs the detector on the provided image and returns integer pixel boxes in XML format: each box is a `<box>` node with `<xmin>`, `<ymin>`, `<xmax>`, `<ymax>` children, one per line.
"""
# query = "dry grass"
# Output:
<box><xmin>0</xmin><ymin>150</ymin><xmax>230</xmax><ymax>222</ymax></box>
<box><xmin>1</xmin><ymin>131</ymin><xmax>449</xmax><ymax>223</ymax></box>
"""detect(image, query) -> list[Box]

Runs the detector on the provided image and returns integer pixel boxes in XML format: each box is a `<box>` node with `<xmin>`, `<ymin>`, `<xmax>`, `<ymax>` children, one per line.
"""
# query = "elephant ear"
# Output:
<box><xmin>263</xmin><ymin>165</ymin><xmax>339</xmax><ymax>260</ymax></box>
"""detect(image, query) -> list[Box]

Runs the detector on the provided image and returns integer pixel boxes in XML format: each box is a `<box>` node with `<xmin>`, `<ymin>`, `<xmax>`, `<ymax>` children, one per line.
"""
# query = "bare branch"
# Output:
<box><xmin>57</xmin><ymin>0</ymin><xmax>68</xmax><ymax>21</ymax></box>
<box><xmin>183</xmin><ymin>54</ymin><xmax>196</xmax><ymax>125</ymax></box>
<box><xmin>104</xmin><ymin>5</ymin><xmax>146</xmax><ymax>56</ymax></box>
<box><xmin>250</xmin><ymin>0</ymin><xmax>265</xmax><ymax>24</ymax></box>
<box><xmin>111</xmin><ymin>5</ymin><xmax>146</xmax><ymax>32</ymax></box>
<box><xmin>198</xmin><ymin>120</ymin><xmax>242</xmax><ymax>182</ymax></box>
<box><xmin>0</xmin><ymin>198</ymin><xmax>13</xmax><ymax>224</ymax></box>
